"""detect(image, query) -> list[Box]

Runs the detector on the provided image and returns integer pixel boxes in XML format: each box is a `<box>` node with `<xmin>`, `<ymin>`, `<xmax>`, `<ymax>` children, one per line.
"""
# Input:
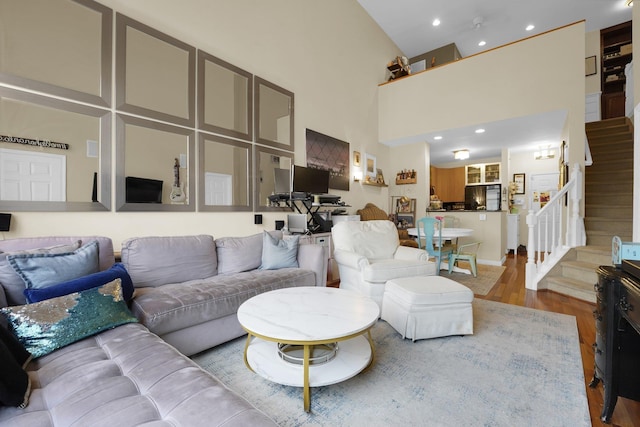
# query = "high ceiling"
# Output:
<box><xmin>358</xmin><ymin>0</ymin><xmax>633</xmax><ymax>166</ymax></box>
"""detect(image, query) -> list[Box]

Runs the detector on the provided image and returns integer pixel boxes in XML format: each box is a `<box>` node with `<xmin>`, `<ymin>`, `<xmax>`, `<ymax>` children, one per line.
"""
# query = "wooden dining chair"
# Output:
<box><xmin>416</xmin><ymin>217</ymin><xmax>454</xmax><ymax>275</ymax></box>
<box><xmin>448</xmin><ymin>241</ymin><xmax>482</xmax><ymax>277</ymax></box>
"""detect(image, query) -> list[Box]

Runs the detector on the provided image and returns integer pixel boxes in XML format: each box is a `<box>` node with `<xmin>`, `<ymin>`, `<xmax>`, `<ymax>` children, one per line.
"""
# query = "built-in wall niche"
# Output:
<box><xmin>0</xmin><ymin>0</ymin><xmax>112</xmax><ymax>107</ymax></box>
<box><xmin>116</xmin><ymin>13</ymin><xmax>195</xmax><ymax>127</ymax></box>
<box><xmin>198</xmin><ymin>51</ymin><xmax>253</xmax><ymax>141</ymax></box>
<box><xmin>255</xmin><ymin>77</ymin><xmax>294</xmax><ymax>151</ymax></box>
<box><xmin>254</xmin><ymin>146</ymin><xmax>293</xmax><ymax>211</ymax></box>
<box><xmin>116</xmin><ymin>114</ymin><xmax>194</xmax><ymax>212</ymax></box>
<box><xmin>0</xmin><ymin>87</ymin><xmax>111</xmax><ymax>211</ymax></box>
<box><xmin>198</xmin><ymin>134</ymin><xmax>252</xmax><ymax>212</ymax></box>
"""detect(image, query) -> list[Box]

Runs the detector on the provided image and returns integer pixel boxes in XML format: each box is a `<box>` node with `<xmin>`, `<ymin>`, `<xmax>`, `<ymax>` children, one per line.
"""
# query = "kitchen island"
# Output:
<box><xmin>423</xmin><ymin>210</ymin><xmax>507</xmax><ymax>265</ymax></box>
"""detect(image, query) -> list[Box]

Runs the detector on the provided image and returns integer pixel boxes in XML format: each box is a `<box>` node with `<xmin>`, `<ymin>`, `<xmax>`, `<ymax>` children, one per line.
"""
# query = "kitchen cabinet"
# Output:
<box><xmin>431</xmin><ymin>166</ymin><xmax>465</xmax><ymax>202</ymax></box>
<box><xmin>465</xmin><ymin>163</ymin><xmax>501</xmax><ymax>185</ymax></box>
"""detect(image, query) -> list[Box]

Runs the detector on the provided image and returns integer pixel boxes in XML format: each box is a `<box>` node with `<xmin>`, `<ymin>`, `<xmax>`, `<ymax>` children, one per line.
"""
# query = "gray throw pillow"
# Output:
<box><xmin>8</xmin><ymin>241</ymin><xmax>99</xmax><ymax>290</ymax></box>
<box><xmin>259</xmin><ymin>232</ymin><xmax>299</xmax><ymax>270</ymax></box>
<box><xmin>0</xmin><ymin>241</ymin><xmax>81</xmax><ymax>305</ymax></box>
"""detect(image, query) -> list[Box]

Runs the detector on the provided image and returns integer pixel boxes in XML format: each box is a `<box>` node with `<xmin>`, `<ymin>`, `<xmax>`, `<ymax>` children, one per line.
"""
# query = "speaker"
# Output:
<box><xmin>0</xmin><ymin>213</ymin><xmax>12</xmax><ymax>232</ymax></box>
<box><xmin>275</xmin><ymin>220</ymin><xmax>285</xmax><ymax>230</ymax></box>
<box><xmin>254</xmin><ymin>214</ymin><xmax>263</xmax><ymax>225</ymax></box>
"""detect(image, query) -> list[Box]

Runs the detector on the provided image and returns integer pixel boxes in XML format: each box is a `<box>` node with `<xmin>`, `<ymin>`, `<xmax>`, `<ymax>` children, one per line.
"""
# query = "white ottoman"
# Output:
<box><xmin>381</xmin><ymin>276</ymin><xmax>474</xmax><ymax>341</ymax></box>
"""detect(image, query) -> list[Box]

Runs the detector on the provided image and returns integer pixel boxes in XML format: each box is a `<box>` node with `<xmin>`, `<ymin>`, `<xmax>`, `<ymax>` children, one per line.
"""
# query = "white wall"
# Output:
<box><xmin>3</xmin><ymin>0</ymin><xmax>400</xmax><ymax>246</ymax></box>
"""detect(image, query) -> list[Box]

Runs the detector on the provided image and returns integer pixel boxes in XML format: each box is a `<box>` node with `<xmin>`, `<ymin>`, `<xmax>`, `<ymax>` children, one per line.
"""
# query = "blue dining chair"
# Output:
<box><xmin>416</xmin><ymin>217</ymin><xmax>453</xmax><ymax>275</ymax></box>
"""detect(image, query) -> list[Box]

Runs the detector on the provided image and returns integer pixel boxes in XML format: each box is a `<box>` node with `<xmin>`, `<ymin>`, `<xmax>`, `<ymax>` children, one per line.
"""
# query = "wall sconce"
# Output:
<box><xmin>353</xmin><ymin>169</ymin><xmax>363</xmax><ymax>182</ymax></box>
<box><xmin>453</xmin><ymin>149</ymin><xmax>469</xmax><ymax>160</ymax></box>
<box><xmin>626</xmin><ymin>0</ymin><xmax>633</xmax><ymax>7</ymax></box>
<box><xmin>534</xmin><ymin>147</ymin><xmax>555</xmax><ymax>160</ymax></box>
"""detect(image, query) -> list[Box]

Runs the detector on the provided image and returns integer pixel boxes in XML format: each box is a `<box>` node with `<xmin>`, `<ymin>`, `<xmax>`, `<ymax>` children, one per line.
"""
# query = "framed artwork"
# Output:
<box><xmin>396</xmin><ymin>214</ymin><xmax>415</xmax><ymax>229</ymax></box>
<box><xmin>513</xmin><ymin>173</ymin><xmax>525</xmax><ymax>194</ymax></box>
<box><xmin>305</xmin><ymin>128</ymin><xmax>349</xmax><ymax>191</ymax></box>
<box><xmin>394</xmin><ymin>197</ymin><xmax>415</xmax><ymax>213</ymax></box>
<box><xmin>353</xmin><ymin>151</ymin><xmax>361</xmax><ymax>166</ymax></box>
<box><xmin>364</xmin><ymin>153</ymin><xmax>376</xmax><ymax>178</ymax></box>
<box><xmin>585</xmin><ymin>56</ymin><xmax>597</xmax><ymax>77</ymax></box>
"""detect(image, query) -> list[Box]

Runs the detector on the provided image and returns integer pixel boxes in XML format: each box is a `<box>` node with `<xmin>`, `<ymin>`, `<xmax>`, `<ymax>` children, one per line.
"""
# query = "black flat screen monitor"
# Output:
<box><xmin>292</xmin><ymin>165</ymin><xmax>330</xmax><ymax>195</ymax></box>
<box><xmin>126</xmin><ymin>176</ymin><xmax>163</xmax><ymax>203</ymax></box>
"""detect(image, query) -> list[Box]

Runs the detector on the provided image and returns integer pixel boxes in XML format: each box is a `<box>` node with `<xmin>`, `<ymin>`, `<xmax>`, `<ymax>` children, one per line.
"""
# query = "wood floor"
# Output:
<box><xmin>485</xmin><ymin>253</ymin><xmax>640</xmax><ymax>427</ymax></box>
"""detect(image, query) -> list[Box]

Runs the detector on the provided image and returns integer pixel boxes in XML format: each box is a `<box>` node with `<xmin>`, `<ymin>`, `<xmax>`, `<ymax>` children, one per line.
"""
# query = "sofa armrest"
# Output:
<box><xmin>333</xmin><ymin>249</ymin><xmax>369</xmax><ymax>270</ymax></box>
<box><xmin>393</xmin><ymin>245</ymin><xmax>429</xmax><ymax>261</ymax></box>
<box><xmin>297</xmin><ymin>244</ymin><xmax>327</xmax><ymax>287</ymax></box>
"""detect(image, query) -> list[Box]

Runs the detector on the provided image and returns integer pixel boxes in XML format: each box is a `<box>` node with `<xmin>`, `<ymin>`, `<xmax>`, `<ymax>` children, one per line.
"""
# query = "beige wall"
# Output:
<box><xmin>584</xmin><ymin>29</ymin><xmax>601</xmax><ymax>96</ymax></box>
<box><xmin>378</xmin><ymin>22</ymin><xmax>586</xmax><ymax>171</ymax></box>
<box><xmin>3</xmin><ymin>0</ymin><xmax>400</xmax><ymax>245</ymax></box>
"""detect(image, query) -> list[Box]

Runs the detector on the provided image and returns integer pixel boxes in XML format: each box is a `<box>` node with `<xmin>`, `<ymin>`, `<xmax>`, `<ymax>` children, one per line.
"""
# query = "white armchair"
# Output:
<box><xmin>331</xmin><ymin>220</ymin><xmax>437</xmax><ymax>309</ymax></box>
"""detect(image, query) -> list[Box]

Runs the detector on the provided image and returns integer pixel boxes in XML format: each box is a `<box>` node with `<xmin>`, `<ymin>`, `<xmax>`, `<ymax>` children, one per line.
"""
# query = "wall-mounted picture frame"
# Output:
<box><xmin>585</xmin><ymin>55</ymin><xmax>597</xmax><ymax>76</ymax></box>
<box><xmin>353</xmin><ymin>151</ymin><xmax>361</xmax><ymax>166</ymax></box>
<box><xmin>513</xmin><ymin>173</ymin><xmax>525</xmax><ymax>194</ymax></box>
<box><xmin>364</xmin><ymin>153</ymin><xmax>376</xmax><ymax>178</ymax></box>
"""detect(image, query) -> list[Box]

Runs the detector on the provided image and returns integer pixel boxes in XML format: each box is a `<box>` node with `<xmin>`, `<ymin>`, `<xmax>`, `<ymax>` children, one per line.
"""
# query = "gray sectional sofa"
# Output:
<box><xmin>0</xmin><ymin>232</ymin><xmax>326</xmax><ymax>426</ymax></box>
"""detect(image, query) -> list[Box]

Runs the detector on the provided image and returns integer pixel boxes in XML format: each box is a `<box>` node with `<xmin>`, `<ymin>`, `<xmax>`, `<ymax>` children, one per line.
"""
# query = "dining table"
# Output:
<box><xmin>406</xmin><ymin>227</ymin><xmax>474</xmax><ymax>274</ymax></box>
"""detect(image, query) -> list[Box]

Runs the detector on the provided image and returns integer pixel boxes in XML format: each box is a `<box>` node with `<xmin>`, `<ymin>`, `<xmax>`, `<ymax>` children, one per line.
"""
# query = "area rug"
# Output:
<box><xmin>445</xmin><ymin>262</ymin><xmax>506</xmax><ymax>295</ymax></box>
<box><xmin>192</xmin><ymin>299</ymin><xmax>590</xmax><ymax>427</ymax></box>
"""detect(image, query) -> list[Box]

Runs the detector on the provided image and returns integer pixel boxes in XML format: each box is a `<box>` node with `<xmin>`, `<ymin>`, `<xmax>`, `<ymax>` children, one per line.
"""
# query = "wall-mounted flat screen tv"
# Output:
<box><xmin>292</xmin><ymin>165</ymin><xmax>330</xmax><ymax>195</ymax></box>
<box><xmin>125</xmin><ymin>176</ymin><xmax>163</xmax><ymax>203</ymax></box>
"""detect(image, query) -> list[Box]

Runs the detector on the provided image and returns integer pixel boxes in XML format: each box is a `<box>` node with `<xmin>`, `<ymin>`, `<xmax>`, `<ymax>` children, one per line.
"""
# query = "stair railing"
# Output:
<box><xmin>525</xmin><ymin>163</ymin><xmax>585</xmax><ymax>290</ymax></box>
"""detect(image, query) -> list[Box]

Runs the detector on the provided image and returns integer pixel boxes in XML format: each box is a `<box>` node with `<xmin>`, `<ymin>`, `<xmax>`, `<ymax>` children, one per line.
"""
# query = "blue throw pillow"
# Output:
<box><xmin>1</xmin><ymin>279</ymin><xmax>138</xmax><ymax>359</ymax></box>
<box><xmin>259</xmin><ymin>232</ymin><xmax>299</xmax><ymax>270</ymax></box>
<box><xmin>23</xmin><ymin>263</ymin><xmax>134</xmax><ymax>304</ymax></box>
<box><xmin>8</xmin><ymin>241</ymin><xmax>99</xmax><ymax>290</ymax></box>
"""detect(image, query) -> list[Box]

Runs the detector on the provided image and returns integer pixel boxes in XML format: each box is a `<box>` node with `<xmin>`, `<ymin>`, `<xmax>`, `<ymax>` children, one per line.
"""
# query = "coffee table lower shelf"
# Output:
<box><xmin>245</xmin><ymin>335</ymin><xmax>371</xmax><ymax>387</ymax></box>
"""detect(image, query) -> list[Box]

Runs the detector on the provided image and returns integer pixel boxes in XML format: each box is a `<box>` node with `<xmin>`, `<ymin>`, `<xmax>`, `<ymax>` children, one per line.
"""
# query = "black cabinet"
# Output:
<box><xmin>591</xmin><ymin>262</ymin><xmax>640</xmax><ymax>423</ymax></box>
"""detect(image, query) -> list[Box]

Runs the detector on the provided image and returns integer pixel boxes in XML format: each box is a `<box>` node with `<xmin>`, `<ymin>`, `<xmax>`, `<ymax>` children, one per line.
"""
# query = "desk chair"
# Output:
<box><xmin>448</xmin><ymin>241</ymin><xmax>481</xmax><ymax>277</ymax></box>
<box><xmin>416</xmin><ymin>217</ymin><xmax>454</xmax><ymax>275</ymax></box>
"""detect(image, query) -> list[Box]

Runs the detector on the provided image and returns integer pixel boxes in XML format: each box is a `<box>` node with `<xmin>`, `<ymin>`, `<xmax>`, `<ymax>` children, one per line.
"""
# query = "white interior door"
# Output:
<box><xmin>204</xmin><ymin>172</ymin><xmax>232</xmax><ymax>205</ymax></box>
<box><xmin>0</xmin><ymin>148</ymin><xmax>66</xmax><ymax>201</ymax></box>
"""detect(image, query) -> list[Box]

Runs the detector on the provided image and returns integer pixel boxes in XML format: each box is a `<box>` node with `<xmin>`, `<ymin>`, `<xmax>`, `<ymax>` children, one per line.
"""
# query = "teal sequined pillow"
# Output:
<box><xmin>0</xmin><ymin>279</ymin><xmax>138</xmax><ymax>359</ymax></box>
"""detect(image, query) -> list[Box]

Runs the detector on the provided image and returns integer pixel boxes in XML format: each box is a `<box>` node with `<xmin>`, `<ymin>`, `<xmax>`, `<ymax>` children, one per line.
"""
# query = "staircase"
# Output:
<box><xmin>540</xmin><ymin>117</ymin><xmax>634</xmax><ymax>303</ymax></box>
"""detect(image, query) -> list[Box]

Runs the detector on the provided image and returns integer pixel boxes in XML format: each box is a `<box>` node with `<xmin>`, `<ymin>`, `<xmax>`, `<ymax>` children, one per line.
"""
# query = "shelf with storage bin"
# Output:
<box><xmin>395</xmin><ymin>177</ymin><xmax>416</xmax><ymax>185</ymax></box>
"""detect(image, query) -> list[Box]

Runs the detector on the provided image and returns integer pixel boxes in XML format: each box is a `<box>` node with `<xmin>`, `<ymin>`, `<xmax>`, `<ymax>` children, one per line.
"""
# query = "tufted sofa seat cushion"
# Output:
<box><xmin>0</xmin><ymin>323</ymin><xmax>276</xmax><ymax>427</ymax></box>
<box><xmin>131</xmin><ymin>268</ymin><xmax>316</xmax><ymax>336</ymax></box>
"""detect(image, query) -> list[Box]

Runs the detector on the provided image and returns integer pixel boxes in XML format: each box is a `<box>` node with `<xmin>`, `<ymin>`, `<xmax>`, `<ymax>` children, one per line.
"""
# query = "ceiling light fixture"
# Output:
<box><xmin>526</xmin><ymin>24</ymin><xmax>535</xmax><ymax>31</ymax></box>
<box><xmin>478</xmin><ymin>41</ymin><xmax>486</xmax><ymax>46</ymax></box>
<box><xmin>625</xmin><ymin>0</ymin><xmax>633</xmax><ymax>7</ymax></box>
<box><xmin>472</xmin><ymin>16</ymin><xmax>483</xmax><ymax>29</ymax></box>
<box><xmin>433</xmin><ymin>135</ymin><xmax>443</xmax><ymax>140</ymax></box>
<box><xmin>534</xmin><ymin>146</ymin><xmax>555</xmax><ymax>160</ymax></box>
<box><xmin>475</xmin><ymin>128</ymin><xmax>485</xmax><ymax>134</ymax></box>
<box><xmin>432</xmin><ymin>18</ymin><xmax>441</xmax><ymax>26</ymax></box>
<box><xmin>454</xmin><ymin>149</ymin><xmax>470</xmax><ymax>160</ymax></box>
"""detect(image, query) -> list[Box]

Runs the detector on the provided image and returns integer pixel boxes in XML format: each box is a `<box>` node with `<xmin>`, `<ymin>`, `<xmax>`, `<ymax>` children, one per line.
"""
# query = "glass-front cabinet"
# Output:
<box><xmin>465</xmin><ymin>163</ymin><xmax>500</xmax><ymax>185</ymax></box>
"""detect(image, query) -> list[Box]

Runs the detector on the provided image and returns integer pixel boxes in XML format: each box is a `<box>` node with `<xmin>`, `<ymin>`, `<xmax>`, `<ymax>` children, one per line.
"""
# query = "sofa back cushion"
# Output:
<box><xmin>121</xmin><ymin>235</ymin><xmax>217</xmax><ymax>288</ymax></box>
<box><xmin>216</xmin><ymin>230</ymin><xmax>282</xmax><ymax>275</ymax></box>
<box><xmin>332</xmin><ymin>220</ymin><xmax>399</xmax><ymax>260</ymax></box>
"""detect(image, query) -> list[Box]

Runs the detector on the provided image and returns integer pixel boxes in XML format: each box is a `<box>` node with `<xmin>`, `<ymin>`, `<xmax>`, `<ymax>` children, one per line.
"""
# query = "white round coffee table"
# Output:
<box><xmin>237</xmin><ymin>287</ymin><xmax>380</xmax><ymax>412</ymax></box>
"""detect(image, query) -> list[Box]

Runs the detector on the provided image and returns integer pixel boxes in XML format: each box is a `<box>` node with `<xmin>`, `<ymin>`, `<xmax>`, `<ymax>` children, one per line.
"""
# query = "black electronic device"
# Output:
<box><xmin>125</xmin><ymin>176</ymin><xmax>163</xmax><ymax>204</ymax></box>
<box><xmin>312</xmin><ymin>212</ymin><xmax>333</xmax><ymax>232</ymax></box>
<box><xmin>292</xmin><ymin>165</ymin><xmax>330</xmax><ymax>195</ymax></box>
<box><xmin>318</xmin><ymin>194</ymin><xmax>341</xmax><ymax>204</ymax></box>
<box><xmin>0</xmin><ymin>213</ymin><xmax>11</xmax><ymax>232</ymax></box>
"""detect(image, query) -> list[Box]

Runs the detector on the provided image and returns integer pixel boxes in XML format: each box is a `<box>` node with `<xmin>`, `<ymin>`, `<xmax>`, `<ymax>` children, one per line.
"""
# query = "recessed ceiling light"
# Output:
<box><xmin>526</xmin><ymin>24</ymin><xmax>535</xmax><ymax>31</ymax></box>
<box><xmin>432</xmin><ymin>18</ymin><xmax>441</xmax><ymax>26</ymax></box>
<box><xmin>433</xmin><ymin>135</ymin><xmax>443</xmax><ymax>140</ymax></box>
<box><xmin>478</xmin><ymin>40</ymin><xmax>486</xmax><ymax>46</ymax></box>
<box><xmin>475</xmin><ymin>128</ymin><xmax>485</xmax><ymax>134</ymax></box>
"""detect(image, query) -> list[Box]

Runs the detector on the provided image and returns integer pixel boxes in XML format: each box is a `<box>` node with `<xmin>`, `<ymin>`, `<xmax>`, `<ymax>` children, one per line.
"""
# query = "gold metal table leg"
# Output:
<box><xmin>243</xmin><ymin>333</ymin><xmax>254</xmax><ymax>372</ymax></box>
<box><xmin>303</xmin><ymin>344</ymin><xmax>311</xmax><ymax>412</ymax></box>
